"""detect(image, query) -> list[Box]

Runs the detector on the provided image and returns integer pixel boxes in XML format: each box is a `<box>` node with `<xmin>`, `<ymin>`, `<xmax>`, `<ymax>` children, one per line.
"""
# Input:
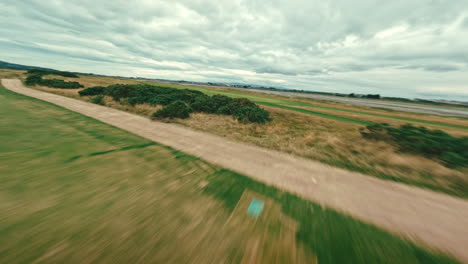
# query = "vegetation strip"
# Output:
<box><xmin>361</xmin><ymin>124</ymin><xmax>468</xmax><ymax>169</ymax></box>
<box><xmin>282</xmin><ymin>100</ymin><xmax>468</xmax><ymax>130</ymax></box>
<box><xmin>259</xmin><ymin>101</ymin><xmax>373</xmax><ymax>125</ymax></box>
<box><xmin>80</xmin><ymin>84</ymin><xmax>271</xmax><ymax>123</ymax></box>
<box><xmin>25</xmin><ymin>69</ymin><xmax>83</xmax><ymax>89</ymax></box>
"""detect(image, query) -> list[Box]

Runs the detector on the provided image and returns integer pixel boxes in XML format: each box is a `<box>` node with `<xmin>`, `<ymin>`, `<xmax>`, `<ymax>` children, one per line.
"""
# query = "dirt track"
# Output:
<box><xmin>3</xmin><ymin>79</ymin><xmax>468</xmax><ymax>262</ymax></box>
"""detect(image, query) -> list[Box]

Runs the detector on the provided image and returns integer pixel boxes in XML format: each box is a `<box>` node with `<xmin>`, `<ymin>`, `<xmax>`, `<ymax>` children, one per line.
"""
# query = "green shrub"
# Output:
<box><xmin>127</xmin><ymin>96</ymin><xmax>147</xmax><ymax>106</ymax></box>
<box><xmin>359</xmin><ymin>123</ymin><xmax>392</xmax><ymax>141</ymax></box>
<box><xmin>191</xmin><ymin>95</ymin><xmax>217</xmax><ymax>113</ymax></box>
<box><xmin>90</xmin><ymin>95</ymin><xmax>105</xmax><ymax>105</ymax></box>
<box><xmin>25</xmin><ymin>74</ymin><xmax>42</xmax><ymax>85</ymax></box>
<box><xmin>365</xmin><ymin>94</ymin><xmax>381</xmax><ymax>99</ymax></box>
<box><xmin>106</xmin><ymin>84</ymin><xmax>138</xmax><ymax>101</ymax></box>
<box><xmin>27</xmin><ymin>69</ymin><xmax>79</xmax><ymax>78</ymax></box>
<box><xmin>211</xmin><ymin>95</ymin><xmax>234</xmax><ymax>110</ymax></box>
<box><xmin>361</xmin><ymin>123</ymin><xmax>468</xmax><ymax>168</ymax></box>
<box><xmin>151</xmin><ymin>100</ymin><xmax>192</xmax><ymax>119</ymax></box>
<box><xmin>75</xmin><ymin>83</ymin><xmax>270</xmax><ymax>123</ymax></box>
<box><xmin>232</xmin><ymin>106</ymin><xmax>272</xmax><ymax>124</ymax></box>
<box><xmin>214</xmin><ymin>98</ymin><xmax>270</xmax><ymax>123</ymax></box>
<box><xmin>38</xmin><ymin>79</ymin><xmax>83</xmax><ymax>89</ymax></box>
<box><xmin>149</xmin><ymin>94</ymin><xmax>173</xmax><ymax>106</ymax></box>
<box><xmin>25</xmin><ymin>71</ymin><xmax>83</xmax><ymax>89</ymax></box>
<box><xmin>218</xmin><ymin>98</ymin><xmax>256</xmax><ymax>115</ymax></box>
<box><xmin>79</xmin><ymin>86</ymin><xmax>107</xmax><ymax>96</ymax></box>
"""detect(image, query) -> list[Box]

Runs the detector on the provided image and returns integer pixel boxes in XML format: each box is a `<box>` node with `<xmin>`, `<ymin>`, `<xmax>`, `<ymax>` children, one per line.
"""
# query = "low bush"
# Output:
<box><xmin>25</xmin><ymin>74</ymin><xmax>43</xmax><ymax>85</ymax></box>
<box><xmin>38</xmin><ymin>79</ymin><xmax>83</xmax><ymax>89</ymax></box>
<box><xmin>27</xmin><ymin>69</ymin><xmax>79</xmax><ymax>78</ymax></box>
<box><xmin>106</xmin><ymin>84</ymin><xmax>140</xmax><ymax>101</ymax></box>
<box><xmin>151</xmin><ymin>100</ymin><xmax>192</xmax><ymax>119</ymax></box>
<box><xmin>217</xmin><ymin>98</ymin><xmax>256</xmax><ymax>115</ymax></box>
<box><xmin>78</xmin><ymin>84</ymin><xmax>271</xmax><ymax>123</ymax></box>
<box><xmin>232</xmin><ymin>106</ymin><xmax>271</xmax><ymax>124</ymax></box>
<box><xmin>360</xmin><ymin>123</ymin><xmax>468</xmax><ymax>168</ymax></box>
<box><xmin>90</xmin><ymin>95</ymin><xmax>105</xmax><ymax>105</ymax></box>
<box><xmin>25</xmin><ymin>70</ymin><xmax>83</xmax><ymax>88</ymax></box>
<box><xmin>190</xmin><ymin>95</ymin><xmax>217</xmax><ymax>113</ymax></box>
<box><xmin>78</xmin><ymin>86</ymin><xmax>106</xmax><ymax>96</ymax></box>
<box><xmin>211</xmin><ymin>95</ymin><xmax>234</xmax><ymax>110</ymax></box>
<box><xmin>365</xmin><ymin>94</ymin><xmax>381</xmax><ymax>99</ymax></box>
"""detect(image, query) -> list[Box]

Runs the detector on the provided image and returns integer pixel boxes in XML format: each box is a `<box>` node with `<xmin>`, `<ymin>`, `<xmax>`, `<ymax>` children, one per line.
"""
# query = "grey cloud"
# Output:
<box><xmin>399</xmin><ymin>64</ymin><xmax>460</xmax><ymax>72</ymax></box>
<box><xmin>420</xmin><ymin>65</ymin><xmax>460</xmax><ymax>72</ymax></box>
<box><xmin>463</xmin><ymin>16</ymin><xmax>468</xmax><ymax>28</ymax></box>
<box><xmin>256</xmin><ymin>67</ymin><xmax>297</xmax><ymax>76</ymax></box>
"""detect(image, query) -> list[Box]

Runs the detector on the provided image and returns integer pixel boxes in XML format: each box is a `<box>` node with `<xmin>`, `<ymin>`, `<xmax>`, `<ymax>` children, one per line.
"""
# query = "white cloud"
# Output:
<box><xmin>375</xmin><ymin>24</ymin><xmax>409</xmax><ymax>39</ymax></box>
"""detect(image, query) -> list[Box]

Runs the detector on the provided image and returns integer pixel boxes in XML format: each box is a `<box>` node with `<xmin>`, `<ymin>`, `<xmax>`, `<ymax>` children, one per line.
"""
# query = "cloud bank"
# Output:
<box><xmin>1</xmin><ymin>0</ymin><xmax>468</xmax><ymax>100</ymax></box>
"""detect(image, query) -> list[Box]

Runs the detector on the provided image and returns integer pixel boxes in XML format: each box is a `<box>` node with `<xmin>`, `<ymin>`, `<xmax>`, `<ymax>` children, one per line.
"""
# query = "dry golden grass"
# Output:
<box><xmin>43</xmin><ymin>74</ymin><xmax>140</xmax><ymax>88</ymax></box>
<box><xmin>101</xmin><ymin>96</ymin><xmax>161</xmax><ymax>116</ymax></box>
<box><xmin>32</xmin><ymin>85</ymin><xmax>82</xmax><ymax>98</ymax></box>
<box><xmin>0</xmin><ymin>69</ymin><xmax>26</xmax><ymax>79</ymax></box>
<box><xmin>27</xmin><ymin>73</ymin><xmax>142</xmax><ymax>101</ymax></box>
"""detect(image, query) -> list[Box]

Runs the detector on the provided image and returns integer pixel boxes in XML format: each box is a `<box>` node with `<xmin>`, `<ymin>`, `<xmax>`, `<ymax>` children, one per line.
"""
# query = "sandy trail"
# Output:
<box><xmin>3</xmin><ymin>79</ymin><xmax>468</xmax><ymax>262</ymax></box>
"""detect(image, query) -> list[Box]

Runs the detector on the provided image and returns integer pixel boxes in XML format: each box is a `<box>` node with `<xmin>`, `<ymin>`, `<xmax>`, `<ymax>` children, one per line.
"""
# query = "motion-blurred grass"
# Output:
<box><xmin>0</xmin><ymin>84</ymin><xmax>460</xmax><ymax>263</ymax></box>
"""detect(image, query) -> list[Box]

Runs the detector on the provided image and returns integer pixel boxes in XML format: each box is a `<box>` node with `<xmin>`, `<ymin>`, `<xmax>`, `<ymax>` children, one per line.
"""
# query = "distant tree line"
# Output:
<box><xmin>348</xmin><ymin>93</ymin><xmax>380</xmax><ymax>99</ymax></box>
<box><xmin>27</xmin><ymin>69</ymin><xmax>79</xmax><ymax>78</ymax></box>
<box><xmin>360</xmin><ymin>123</ymin><xmax>468</xmax><ymax>168</ymax></box>
<box><xmin>79</xmin><ymin>84</ymin><xmax>271</xmax><ymax>123</ymax></box>
<box><xmin>25</xmin><ymin>69</ymin><xmax>83</xmax><ymax>89</ymax></box>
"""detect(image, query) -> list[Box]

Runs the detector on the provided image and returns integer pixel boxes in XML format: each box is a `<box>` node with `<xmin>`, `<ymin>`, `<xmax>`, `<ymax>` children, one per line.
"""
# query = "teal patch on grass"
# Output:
<box><xmin>247</xmin><ymin>198</ymin><xmax>264</xmax><ymax>218</ymax></box>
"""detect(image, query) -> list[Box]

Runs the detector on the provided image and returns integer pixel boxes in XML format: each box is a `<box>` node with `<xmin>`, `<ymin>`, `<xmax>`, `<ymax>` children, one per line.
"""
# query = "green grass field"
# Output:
<box><xmin>0</xmin><ymin>84</ymin><xmax>461</xmax><ymax>263</ymax></box>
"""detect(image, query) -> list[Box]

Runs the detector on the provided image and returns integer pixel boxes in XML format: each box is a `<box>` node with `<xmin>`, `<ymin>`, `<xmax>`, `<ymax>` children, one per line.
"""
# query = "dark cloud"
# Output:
<box><xmin>0</xmin><ymin>0</ymin><xmax>467</xmax><ymax>100</ymax></box>
<box><xmin>399</xmin><ymin>64</ymin><xmax>460</xmax><ymax>72</ymax></box>
<box><xmin>256</xmin><ymin>67</ymin><xmax>297</xmax><ymax>76</ymax></box>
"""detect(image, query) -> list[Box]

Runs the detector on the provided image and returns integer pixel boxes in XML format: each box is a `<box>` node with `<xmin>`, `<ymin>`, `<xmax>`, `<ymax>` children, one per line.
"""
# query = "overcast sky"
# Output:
<box><xmin>1</xmin><ymin>0</ymin><xmax>468</xmax><ymax>100</ymax></box>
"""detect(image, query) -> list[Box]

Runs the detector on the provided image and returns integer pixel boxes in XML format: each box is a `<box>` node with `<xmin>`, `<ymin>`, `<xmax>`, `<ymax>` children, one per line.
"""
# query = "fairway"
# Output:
<box><xmin>0</xmin><ymin>84</ymin><xmax>462</xmax><ymax>263</ymax></box>
<box><xmin>149</xmin><ymin>82</ymin><xmax>468</xmax><ymax>131</ymax></box>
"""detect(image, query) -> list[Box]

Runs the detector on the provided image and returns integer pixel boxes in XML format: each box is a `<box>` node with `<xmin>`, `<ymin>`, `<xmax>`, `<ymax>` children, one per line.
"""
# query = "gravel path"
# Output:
<box><xmin>3</xmin><ymin>79</ymin><xmax>468</xmax><ymax>262</ymax></box>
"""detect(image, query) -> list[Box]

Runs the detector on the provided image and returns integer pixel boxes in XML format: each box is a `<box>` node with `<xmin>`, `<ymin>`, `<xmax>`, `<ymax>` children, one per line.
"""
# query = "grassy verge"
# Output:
<box><xmin>204</xmin><ymin>170</ymin><xmax>458</xmax><ymax>264</ymax></box>
<box><xmin>0</xmin><ymin>84</ymin><xmax>460</xmax><ymax>263</ymax></box>
<box><xmin>259</xmin><ymin>101</ymin><xmax>372</xmax><ymax>125</ymax></box>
